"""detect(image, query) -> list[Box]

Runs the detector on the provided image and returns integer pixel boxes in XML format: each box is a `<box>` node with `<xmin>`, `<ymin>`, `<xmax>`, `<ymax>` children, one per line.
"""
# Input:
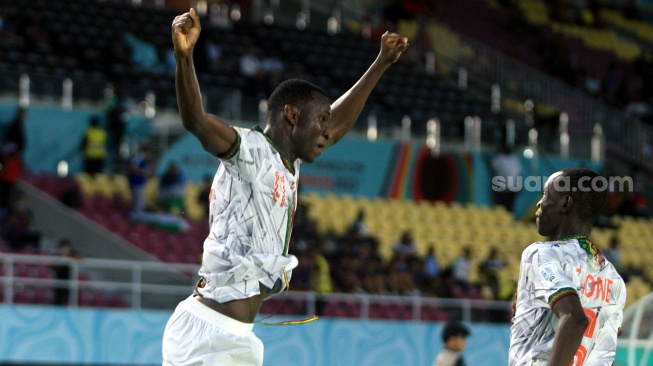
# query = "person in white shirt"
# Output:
<box><xmin>509</xmin><ymin>168</ymin><xmax>626</xmax><ymax>366</ymax></box>
<box><xmin>163</xmin><ymin>8</ymin><xmax>408</xmax><ymax>366</ymax></box>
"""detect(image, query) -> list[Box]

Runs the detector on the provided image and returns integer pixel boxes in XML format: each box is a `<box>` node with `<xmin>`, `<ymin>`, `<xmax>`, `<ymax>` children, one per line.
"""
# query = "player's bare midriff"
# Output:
<box><xmin>197</xmin><ymin>283</ymin><xmax>270</xmax><ymax>324</ymax></box>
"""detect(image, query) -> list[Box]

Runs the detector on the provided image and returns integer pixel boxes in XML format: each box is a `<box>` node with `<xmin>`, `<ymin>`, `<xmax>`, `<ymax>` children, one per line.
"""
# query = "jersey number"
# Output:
<box><xmin>568</xmin><ymin>308</ymin><xmax>597</xmax><ymax>366</ymax></box>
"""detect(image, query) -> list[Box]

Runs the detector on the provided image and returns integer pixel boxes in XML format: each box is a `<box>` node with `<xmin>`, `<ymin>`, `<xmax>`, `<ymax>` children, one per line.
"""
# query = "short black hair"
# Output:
<box><xmin>442</xmin><ymin>320</ymin><xmax>470</xmax><ymax>342</ymax></box>
<box><xmin>558</xmin><ymin>168</ymin><xmax>607</xmax><ymax>224</ymax></box>
<box><xmin>267</xmin><ymin>79</ymin><xmax>327</xmax><ymax>121</ymax></box>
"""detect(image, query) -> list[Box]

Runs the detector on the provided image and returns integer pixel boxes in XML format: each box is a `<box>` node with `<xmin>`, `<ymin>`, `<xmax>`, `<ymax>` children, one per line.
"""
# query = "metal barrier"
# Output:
<box><xmin>1</xmin><ymin>253</ymin><xmax>512</xmax><ymax>322</ymax></box>
<box><xmin>1</xmin><ymin>253</ymin><xmax>197</xmax><ymax>309</ymax></box>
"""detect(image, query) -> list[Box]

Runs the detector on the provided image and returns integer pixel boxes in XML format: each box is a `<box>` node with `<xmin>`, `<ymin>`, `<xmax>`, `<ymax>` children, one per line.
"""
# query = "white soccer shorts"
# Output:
<box><xmin>162</xmin><ymin>296</ymin><xmax>264</xmax><ymax>366</ymax></box>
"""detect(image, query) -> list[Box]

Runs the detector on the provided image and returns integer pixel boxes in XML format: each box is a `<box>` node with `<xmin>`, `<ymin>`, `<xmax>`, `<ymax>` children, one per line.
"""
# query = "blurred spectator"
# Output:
<box><xmin>451</xmin><ymin>247</ymin><xmax>472</xmax><ymax>289</ymax></box>
<box><xmin>424</xmin><ymin>244</ymin><xmax>441</xmax><ymax>280</ymax></box>
<box><xmin>239</xmin><ymin>44</ymin><xmax>265</xmax><ymax>98</ymax></box>
<box><xmin>307</xmin><ymin>242</ymin><xmax>333</xmax><ymax>315</ymax></box>
<box><xmin>52</xmin><ymin>238</ymin><xmax>82</xmax><ymax>305</ymax></box>
<box><xmin>491</xmin><ymin>144</ymin><xmax>522</xmax><ymax>212</ymax></box>
<box><xmin>2</xmin><ymin>190</ymin><xmax>40</xmax><ymax>251</ymax></box>
<box><xmin>4</xmin><ymin>106</ymin><xmax>26</xmax><ymax>154</ymax></box>
<box><xmin>601</xmin><ymin>62</ymin><xmax>619</xmax><ymax>103</ymax></box>
<box><xmin>205</xmin><ymin>31</ymin><xmax>224</xmax><ymax>72</ymax></box>
<box><xmin>478</xmin><ymin>247</ymin><xmax>507</xmax><ymax>300</ymax></box>
<box><xmin>386</xmin><ymin>250</ymin><xmax>419</xmax><ymax>295</ymax></box>
<box><xmin>157</xmin><ymin>161</ymin><xmax>186</xmax><ymax>214</ymax></box>
<box><xmin>197</xmin><ymin>174</ymin><xmax>212</xmax><ymax>218</ymax></box>
<box><xmin>308</xmin><ymin>243</ymin><xmax>333</xmax><ymax>295</ymax></box>
<box><xmin>80</xmin><ymin>116</ymin><xmax>108</xmax><ymax>175</ymax></box>
<box><xmin>433</xmin><ymin>320</ymin><xmax>471</xmax><ymax>366</ymax></box>
<box><xmin>0</xmin><ymin>143</ymin><xmax>22</xmax><ymax>211</ymax></box>
<box><xmin>261</xmin><ymin>48</ymin><xmax>285</xmax><ymax>95</ymax></box>
<box><xmin>359</xmin><ymin>237</ymin><xmax>388</xmax><ymax>294</ymax></box>
<box><xmin>624</xmin><ymin>97</ymin><xmax>653</xmax><ymax>124</ymax></box>
<box><xmin>604</xmin><ymin>234</ymin><xmax>621</xmax><ymax>272</ymax></box>
<box><xmin>392</xmin><ymin>230</ymin><xmax>417</xmax><ymax>257</ymax></box>
<box><xmin>106</xmin><ymin>84</ymin><xmax>130</xmax><ymax>162</ymax></box>
<box><xmin>128</xmin><ymin>146</ymin><xmax>155</xmax><ymax>214</ymax></box>
<box><xmin>349</xmin><ymin>209</ymin><xmax>368</xmax><ymax>238</ymax></box>
<box><xmin>582</xmin><ymin>69</ymin><xmax>602</xmax><ymax>97</ymax></box>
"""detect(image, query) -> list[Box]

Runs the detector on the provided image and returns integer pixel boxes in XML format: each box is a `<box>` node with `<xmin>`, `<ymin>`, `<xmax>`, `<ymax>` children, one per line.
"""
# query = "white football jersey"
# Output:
<box><xmin>196</xmin><ymin>126</ymin><xmax>300</xmax><ymax>303</ymax></box>
<box><xmin>509</xmin><ymin>237</ymin><xmax>626</xmax><ymax>366</ymax></box>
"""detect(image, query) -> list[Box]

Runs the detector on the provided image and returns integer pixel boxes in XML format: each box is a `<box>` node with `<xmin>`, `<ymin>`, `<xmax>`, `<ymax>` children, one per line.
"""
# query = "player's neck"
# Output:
<box><xmin>262</xmin><ymin>124</ymin><xmax>297</xmax><ymax>162</ymax></box>
<box><xmin>551</xmin><ymin>225</ymin><xmax>592</xmax><ymax>241</ymax></box>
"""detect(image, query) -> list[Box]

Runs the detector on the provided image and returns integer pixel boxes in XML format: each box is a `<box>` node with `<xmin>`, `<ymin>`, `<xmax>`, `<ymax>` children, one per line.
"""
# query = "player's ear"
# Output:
<box><xmin>560</xmin><ymin>195</ymin><xmax>572</xmax><ymax>213</ymax></box>
<box><xmin>284</xmin><ymin>104</ymin><xmax>299</xmax><ymax>126</ymax></box>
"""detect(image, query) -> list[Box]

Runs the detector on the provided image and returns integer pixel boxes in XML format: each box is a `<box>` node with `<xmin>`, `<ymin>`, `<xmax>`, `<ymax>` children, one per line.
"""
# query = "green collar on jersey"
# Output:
<box><xmin>254</xmin><ymin>125</ymin><xmax>295</xmax><ymax>175</ymax></box>
<box><xmin>557</xmin><ymin>233</ymin><xmax>590</xmax><ymax>241</ymax></box>
<box><xmin>558</xmin><ymin>234</ymin><xmax>606</xmax><ymax>269</ymax></box>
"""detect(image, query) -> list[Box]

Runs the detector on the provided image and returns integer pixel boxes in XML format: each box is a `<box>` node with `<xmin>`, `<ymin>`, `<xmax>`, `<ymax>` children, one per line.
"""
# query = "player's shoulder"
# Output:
<box><xmin>233</xmin><ymin>126</ymin><xmax>268</xmax><ymax>145</ymax></box>
<box><xmin>522</xmin><ymin>240</ymin><xmax>555</xmax><ymax>254</ymax></box>
<box><xmin>521</xmin><ymin>240</ymin><xmax>571</xmax><ymax>261</ymax></box>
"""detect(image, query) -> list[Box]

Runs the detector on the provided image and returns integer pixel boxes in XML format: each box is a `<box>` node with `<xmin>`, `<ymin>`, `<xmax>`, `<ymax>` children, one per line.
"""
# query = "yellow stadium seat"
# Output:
<box><xmin>111</xmin><ymin>174</ymin><xmax>132</xmax><ymax>202</ymax></box>
<box><xmin>144</xmin><ymin>177</ymin><xmax>160</xmax><ymax>210</ymax></box>
<box><xmin>93</xmin><ymin>173</ymin><xmax>114</xmax><ymax>198</ymax></box>
<box><xmin>75</xmin><ymin>173</ymin><xmax>102</xmax><ymax>198</ymax></box>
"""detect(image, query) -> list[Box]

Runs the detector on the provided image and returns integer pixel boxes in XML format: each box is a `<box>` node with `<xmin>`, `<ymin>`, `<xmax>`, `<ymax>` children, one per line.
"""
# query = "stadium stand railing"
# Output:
<box><xmin>0</xmin><ymin>252</ymin><xmax>512</xmax><ymax>322</ymax></box>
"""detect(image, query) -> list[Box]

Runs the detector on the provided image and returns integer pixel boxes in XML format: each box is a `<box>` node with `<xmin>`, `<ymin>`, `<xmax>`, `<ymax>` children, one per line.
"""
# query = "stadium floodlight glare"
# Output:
<box><xmin>506</xmin><ymin>119</ymin><xmax>515</xmax><ymax>149</ymax></box>
<box><xmin>401</xmin><ymin>115</ymin><xmax>411</xmax><ymax>141</ymax></box>
<box><xmin>327</xmin><ymin>17</ymin><xmax>339</xmax><ymax>35</ymax></box>
<box><xmin>258</xmin><ymin>100</ymin><xmax>268</xmax><ymax>126</ymax></box>
<box><xmin>367</xmin><ymin>112</ymin><xmax>377</xmax><ymax>141</ymax></box>
<box><xmin>230</xmin><ymin>4</ymin><xmax>241</xmax><ymax>21</ymax></box>
<box><xmin>263</xmin><ymin>9</ymin><xmax>274</xmax><ymax>25</ymax></box>
<box><xmin>296</xmin><ymin>11</ymin><xmax>308</xmax><ymax>30</ymax></box>
<box><xmin>426</xmin><ymin>118</ymin><xmax>440</xmax><ymax>157</ymax></box>
<box><xmin>491</xmin><ymin>83</ymin><xmax>500</xmax><ymax>114</ymax></box>
<box><xmin>458</xmin><ymin>67</ymin><xmax>467</xmax><ymax>90</ymax></box>
<box><xmin>591</xmin><ymin>124</ymin><xmax>603</xmax><ymax>163</ymax></box>
<box><xmin>62</xmin><ymin>78</ymin><xmax>73</xmax><ymax>110</ymax></box>
<box><xmin>57</xmin><ymin>161</ymin><xmax>69</xmax><ymax>178</ymax></box>
<box><xmin>19</xmin><ymin>74</ymin><xmax>30</xmax><ymax>108</ymax></box>
<box><xmin>524</xmin><ymin>99</ymin><xmax>534</xmax><ymax>127</ymax></box>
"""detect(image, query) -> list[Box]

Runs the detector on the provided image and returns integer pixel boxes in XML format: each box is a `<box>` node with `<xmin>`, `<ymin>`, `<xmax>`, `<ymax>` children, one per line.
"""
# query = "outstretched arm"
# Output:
<box><xmin>327</xmin><ymin>32</ymin><xmax>409</xmax><ymax>146</ymax></box>
<box><xmin>172</xmin><ymin>8</ymin><xmax>237</xmax><ymax>156</ymax></box>
<box><xmin>548</xmin><ymin>294</ymin><xmax>589</xmax><ymax>366</ymax></box>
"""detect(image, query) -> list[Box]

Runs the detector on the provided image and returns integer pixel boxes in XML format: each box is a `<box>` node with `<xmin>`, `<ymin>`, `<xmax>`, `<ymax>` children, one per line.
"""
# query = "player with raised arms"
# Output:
<box><xmin>162</xmin><ymin>8</ymin><xmax>409</xmax><ymax>366</ymax></box>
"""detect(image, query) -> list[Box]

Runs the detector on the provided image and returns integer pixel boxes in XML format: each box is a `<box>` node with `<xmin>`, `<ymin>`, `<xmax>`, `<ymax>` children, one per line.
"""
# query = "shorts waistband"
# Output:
<box><xmin>180</xmin><ymin>295</ymin><xmax>255</xmax><ymax>335</ymax></box>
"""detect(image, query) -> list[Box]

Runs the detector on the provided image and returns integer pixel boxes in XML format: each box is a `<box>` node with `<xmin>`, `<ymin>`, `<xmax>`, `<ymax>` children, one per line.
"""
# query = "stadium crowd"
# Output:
<box><xmin>1</xmin><ymin>0</ymin><xmax>653</xmax><ymax>311</ymax></box>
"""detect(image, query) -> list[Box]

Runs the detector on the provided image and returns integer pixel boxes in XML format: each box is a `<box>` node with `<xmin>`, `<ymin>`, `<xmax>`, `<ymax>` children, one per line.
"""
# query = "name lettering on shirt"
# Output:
<box><xmin>579</xmin><ymin>270</ymin><xmax>614</xmax><ymax>303</ymax></box>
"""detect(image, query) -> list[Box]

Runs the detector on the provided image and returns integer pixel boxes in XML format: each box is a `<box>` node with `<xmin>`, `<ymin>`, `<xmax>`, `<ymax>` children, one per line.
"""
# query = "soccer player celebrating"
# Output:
<box><xmin>509</xmin><ymin>168</ymin><xmax>626</xmax><ymax>365</ymax></box>
<box><xmin>162</xmin><ymin>8</ymin><xmax>408</xmax><ymax>366</ymax></box>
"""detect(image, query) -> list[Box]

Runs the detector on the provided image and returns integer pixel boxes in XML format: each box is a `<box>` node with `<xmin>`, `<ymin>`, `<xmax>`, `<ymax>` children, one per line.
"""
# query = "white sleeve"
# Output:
<box><xmin>528</xmin><ymin>245</ymin><xmax>578</xmax><ymax>307</ymax></box>
<box><xmin>218</xmin><ymin>127</ymin><xmax>267</xmax><ymax>182</ymax></box>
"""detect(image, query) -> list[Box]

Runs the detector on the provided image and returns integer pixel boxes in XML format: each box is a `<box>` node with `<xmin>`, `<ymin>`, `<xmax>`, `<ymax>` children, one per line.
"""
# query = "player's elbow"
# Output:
<box><xmin>568</xmin><ymin>312</ymin><xmax>589</xmax><ymax>333</ymax></box>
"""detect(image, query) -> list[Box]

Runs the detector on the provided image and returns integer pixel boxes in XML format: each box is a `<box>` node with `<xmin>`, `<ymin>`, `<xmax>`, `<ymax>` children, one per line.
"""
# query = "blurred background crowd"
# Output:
<box><xmin>2</xmin><ymin>0</ymin><xmax>653</xmax><ymax>321</ymax></box>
